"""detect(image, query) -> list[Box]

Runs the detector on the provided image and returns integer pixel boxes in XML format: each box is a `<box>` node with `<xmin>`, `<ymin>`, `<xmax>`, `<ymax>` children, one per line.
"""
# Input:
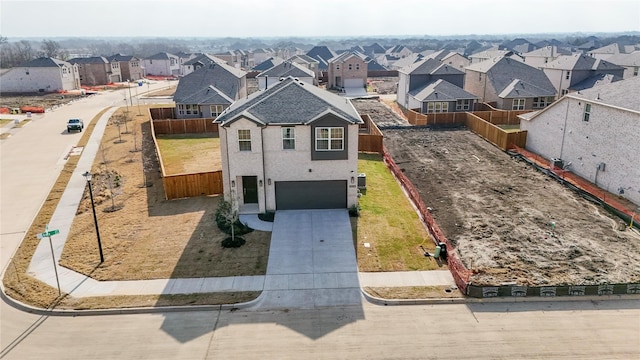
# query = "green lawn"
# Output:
<box><xmin>355</xmin><ymin>153</ymin><xmax>443</xmax><ymax>272</ymax></box>
<box><xmin>155</xmin><ymin>133</ymin><xmax>221</xmax><ymax>174</ymax></box>
<box><xmin>497</xmin><ymin>124</ymin><xmax>521</xmax><ymax>133</ymax></box>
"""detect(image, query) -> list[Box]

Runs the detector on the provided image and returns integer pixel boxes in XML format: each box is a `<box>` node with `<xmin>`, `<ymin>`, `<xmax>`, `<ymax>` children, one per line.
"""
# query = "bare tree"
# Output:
<box><xmin>40</xmin><ymin>39</ymin><xmax>61</xmax><ymax>58</ymax></box>
<box><xmin>14</xmin><ymin>40</ymin><xmax>34</xmax><ymax>64</ymax></box>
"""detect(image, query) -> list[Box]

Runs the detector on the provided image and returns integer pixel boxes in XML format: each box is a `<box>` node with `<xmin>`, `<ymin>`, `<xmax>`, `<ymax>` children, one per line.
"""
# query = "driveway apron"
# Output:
<box><xmin>252</xmin><ymin>209</ymin><xmax>361</xmax><ymax>309</ymax></box>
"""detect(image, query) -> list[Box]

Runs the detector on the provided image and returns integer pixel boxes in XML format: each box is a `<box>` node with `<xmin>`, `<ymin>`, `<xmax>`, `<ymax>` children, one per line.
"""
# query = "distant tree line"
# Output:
<box><xmin>0</xmin><ymin>36</ymin><xmax>189</xmax><ymax>68</ymax></box>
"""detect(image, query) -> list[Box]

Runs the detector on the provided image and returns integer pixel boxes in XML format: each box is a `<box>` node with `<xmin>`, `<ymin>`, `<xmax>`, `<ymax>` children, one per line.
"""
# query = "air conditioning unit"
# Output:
<box><xmin>357</xmin><ymin>173</ymin><xmax>366</xmax><ymax>190</ymax></box>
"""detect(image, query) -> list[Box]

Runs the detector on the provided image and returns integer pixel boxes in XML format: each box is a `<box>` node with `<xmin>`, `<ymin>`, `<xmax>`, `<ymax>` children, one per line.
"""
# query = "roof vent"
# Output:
<box><xmin>279</xmin><ymin>77</ymin><xmax>285</xmax><ymax>81</ymax></box>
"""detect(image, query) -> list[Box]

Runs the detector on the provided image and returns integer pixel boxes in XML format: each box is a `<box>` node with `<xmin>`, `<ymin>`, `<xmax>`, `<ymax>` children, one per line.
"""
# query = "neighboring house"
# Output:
<box><xmin>176</xmin><ymin>52</ymin><xmax>197</xmax><ymax>75</ymax></box>
<box><xmin>0</xmin><ymin>57</ymin><xmax>80</xmax><ymax>93</ymax></box>
<box><xmin>214</xmin><ymin>77</ymin><xmax>364</xmax><ymax>213</ymax></box>
<box><xmin>107</xmin><ymin>54</ymin><xmax>144</xmax><ymax>81</ymax></box>
<box><xmin>172</xmin><ymin>62</ymin><xmax>247</xmax><ymax>119</ymax></box>
<box><xmin>181</xmin><ymin>54</ymin><xmax>225</xmax><ymax>76</ymax></box>
<box><xmin>306</xmin><ymin>46</ymin><xmax>337</xmax><ymax>76</ymax></box>
<box><xmin>464</xmin><ymin>56</ymin><xmax>556</xmax><ymax>110</ymax></box>
<box><xmin>588</xmin><ymin>43</ymin><xmax>626</xmax><ymax>60</ymax></box>
<box><xmin>605</xmin><ymin>51</ymin><xmax>640</xmax><ymax>79</ymax></box>
<box><xmin>518</xmin><ymin>76</ymin><xmax>640</xmax><ymax>205</ymax></box>
<box><xmin>143</xmin><ymin>52</ymin><xmax>180</xmax><ymax>76</ymax></box>
<box><xmin>386</xmin><ymin>45</ymin><xmax>413</xmax><ymax>58</ymax></box>
<box><xmin>327</xmin><ymin>51</ymin><xmax>368</xmax><ymax>90</ymax></box>
<box><xmin>389</xmin><ymin>53</ymin><xmax>425</xmax><ymax>70</ymax></box>
<box><xmin>68</xmin><ymin>56</ymin><xmax>122</xmax><ymax>85</ymax></box>
<box><xmin>499</xmin><ymin>38</ymin><xmax>538</xmax><ymax>54</ymax></box>
<box><xmin>541</xmin><ymin>54</ymin><xmax>625</xmax><ymax>97</ymax></box>
<box><xmin>252</xmin><ymin>57</ymin><xmax>284</xmax><ymax>72</ymax></box>
<box><xmin>397</xmin><ymin>58</ymin><xmax>466</xmax><ymax>109</ymax></box>
<box><xmin>521</xmin><ymin>46</ymin><xmax>573</xmax><ymax>69</ymax></box>
<box><xmin>363</xmin><ymin>42</ymin><xmax>387</xmax><ymax>57</ymax></box>
<box><xmin>406</xmin><ymin>79</ymin><xmax>479</xmax><ymax>114</ymax></box>
<box><xmin>256</xmin><ymin>61</ymin><xmax>315</xmax><ymax>90</ymax></box>
<box><xmin>415</xmin><ymin>50</ymin><xmax>470</xmax><ymax>72</ymax></box>
<box><xmin>468</xmin><ymin>48</ymin><xmax>511</xmax><ymax>63</ymax></box>
<box><xmin>288</xmin><ymin>54</ymin><xmax>320</xmax><ymax>83</ymax></box>
<box><xmin>252</xmin><ymin>48</ymin><xmax>274</xmax><ymax>66</ymax></box>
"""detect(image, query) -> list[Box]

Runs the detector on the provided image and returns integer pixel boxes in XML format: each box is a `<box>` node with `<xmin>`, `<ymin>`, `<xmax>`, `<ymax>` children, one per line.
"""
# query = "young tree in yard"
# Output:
<box><xmin>215</xmin><ymin>192</ymin><xmax>248</xmax><ymax>248</ymax></box>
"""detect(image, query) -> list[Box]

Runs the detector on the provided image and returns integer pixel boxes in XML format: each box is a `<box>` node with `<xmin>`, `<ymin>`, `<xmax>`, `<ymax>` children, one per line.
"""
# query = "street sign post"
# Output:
<box><xmin>37</xmin><ymin>226</ymin><xmax>61</xmax><ymax>297</ymax></box>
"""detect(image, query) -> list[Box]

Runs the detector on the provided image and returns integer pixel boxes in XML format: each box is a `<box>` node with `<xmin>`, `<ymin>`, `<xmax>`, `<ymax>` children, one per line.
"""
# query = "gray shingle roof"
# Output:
<box><xmin>256</xmin><ymin>61</ymin><xmax>314</xmax><ymax>79</ymax></box>
<box><xmin>288</xmin><ymin>54</ymin><xmax>319</xmax><ymax>64</ymax></box>
<box><xmin>605</xmin><ymin>51</ymin><xmax>640</xmax><ymax>67</ymax></box>
<box><xmin>216</xmin><ymin>77</ymin><xmax>362</xmax><ymax>126</ymax></box>
<box><xmin>409</xmin><ymin>79</ymin><xmax>479</xmax><ymax>102</ymax></box>
<box><xmin>306</xmin><ymin>46</ymin><xmax>336</xmax><ymax>63</ymax></box>
<box><xmin>252</xmin><ymin>57</ymin><xmax>284</xmax><ymax>71</ymax></box>
<box><xmin>468</xmin><ymin>56</ymin><xmax>556</xmax><ymax>98</ymax></box>
<box><xmin>107</xmin><ymin>54</ymin><xmax>139</xmax><ymax>62</ymax></box>
<box><xmin>19</xmin><ymin>57</ymin><xmax>69</xmax><ymax>67</ymax></box>
<box><xmin>183</xmin><ymin>54</ymin><xmax>225</xmax><ymax>67</ymax></box>
<box><xmin>498</xmin><ymin>79</ymin><xmax>556</xmax><ymax>98</ymax></box>
<box><xmin>400</xmin><ymin>58</ymin><xmax>464</xmax><ymax>76</ymax></box>
<box><xmin>146</xmin><ymin>52</ymin><xmax>177</xmax><ymax>60</ymax></box>
<box><xmin>173</xmin><ymin>62</ymin><xmax>246</xmax><ymax>103</ymax></box>
<box><xmin>568</xmin><ymin>76</ymin><xmax>640</xmax><ymax>112</ymax></box>
<box><xmin>568</xmin><ymin>73</ymin><xmax>623</xmax><ymax>91</ymax></box>
<box><xmin>68</xmin><ymin>56</ymin><xmax>110</xmax><ymax>64</ymax></box>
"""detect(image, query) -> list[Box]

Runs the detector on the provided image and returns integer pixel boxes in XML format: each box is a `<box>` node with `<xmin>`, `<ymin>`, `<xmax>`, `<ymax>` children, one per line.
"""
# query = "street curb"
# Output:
<box><xmin>0</xmin><ymin>285</ymin><xmax>261</xmax><ymax>316</ymax></box>
<box><xmin>361</xmin><ymin>288</ymin><xmax>640</xmax><ymax>306</ymax></box>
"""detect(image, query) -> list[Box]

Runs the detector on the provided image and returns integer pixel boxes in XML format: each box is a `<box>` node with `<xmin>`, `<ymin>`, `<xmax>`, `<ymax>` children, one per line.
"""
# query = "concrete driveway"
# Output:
<box><xmin>251</xmin><ymin>209</ymin><xmax>361</xmax><ymax>309</ymax></box>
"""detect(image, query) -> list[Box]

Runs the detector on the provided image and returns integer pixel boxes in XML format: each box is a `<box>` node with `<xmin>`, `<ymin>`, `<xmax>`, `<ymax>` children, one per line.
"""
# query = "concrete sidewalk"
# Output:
<box><xmin>22</xmin><ymin>107</ymin><xmax>456</xmax><ymax>305</ymax></box>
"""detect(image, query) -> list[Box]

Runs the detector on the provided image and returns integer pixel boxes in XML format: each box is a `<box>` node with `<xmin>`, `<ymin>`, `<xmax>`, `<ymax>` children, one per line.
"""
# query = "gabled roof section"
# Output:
<box><xmin>468</xmin><ymin>49</ymin><xmax>510</xmax><ymax>59</ymax></box>
<box><xmin>392</xmin><ymin>53</ymin><xmax>424</xmax><ymax>69</ymax></box>
<box><xmin>542</xmin><ymin>53</ymin><xmax>623</xmax><ymax>72</ymax></box>
<box><xmin>215</xmin><ymin>77</ymin><xmax>362</xmax><ymax>126</ymax></box>
<box><xmin>568</xmin><ymin>76</ymin><xmax>640</xmax><ymax>112</ymax></box>
<box><xmin>256</xmin><ymin>61</ymin><xmax>314</xmax><ymax>79</ymax></box>
<box><xmin>366</xmin><ymin>43</ymin><xmax>387</xmax><ymax>54</ymax></box>
<box><xmin>68</xmin><ymin>56</ymin><xmax>110</xmax><ymax>64</ymax></box>
<box><xmin>522</xmin><ymin>46</ymin><xmax>572</xmax><ymax>58</ymax></box>
<box><xmin>306</xmin><ymin>46</ymin><xmax>336</xmax><ymax>63</ymax></box>
<box><xmin>590</xmin><ymin>43</ymin><xmax>625</xmax><ymax>55</ymax></box>
<box><xmin>400</xmin><ymin>58</ymin><xmax>464</xmax><ymax>76</ymax></box>
<box><xmin>498</xmin><ymin>78</ymin><xmax>556</xmax><ymax>98</ymax></box>
<box><xmin>107</xmin><ymin>54</ymin><xmax>139</xmax><ymax>62</ymax></box>
<box><xmin>569</xmin><ymin>73</ymin><xmax>623</xmax><ymax>91</ymax></box>
<box><xmin>19</xmin><ymin>57</ymin><xmax>70</xmax><ymax>67</ymax></box>
<box><xmin>409</xmin><ymin>79</ymin><xmax>479</xmax><ymax>102</ymax></box>
<box><xmin>605</xmin><ymin>51</ymin><xmax>640</xmax><ymax>67</ymax></box>
<box><xmin>253</xmin><ymin>57</ymin><xmax>285</xmax><ymax>71</ymax></box>
<box><xmin>329</xmin><ymin>51</ymin><xmax>367</xmax><ymax>63</ymax></box>
<box><xmin>173</xmin><ymin>62</ymin><xmax>246</xmax><ymax>103</ymax></box>
<box><xmin>178</xmin><ymin>85</ymin><xmax>234</xmax><ymax>106</ymax></box>
<box><xmin>183</xmin><ymin>53</ymin><xmax>225</xmax><ymax>67</ymax></box>
<box><xmin>469</xmin><ymin>56</ymin><xmax>556</xmax><ymax>98</ymax></box>
<box><xmin>288</xmin><ymin>54</ymin><xmax>318</xmax><ymax>64</ymax></box>
<box><xmin>146</xmin><ymin>52</ymin><xmax>177</xmax><ymax>60</ymax></box>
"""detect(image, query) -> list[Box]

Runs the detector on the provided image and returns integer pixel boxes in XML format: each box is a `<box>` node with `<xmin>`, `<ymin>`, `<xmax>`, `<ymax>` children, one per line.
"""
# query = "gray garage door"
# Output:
<box><xmin>275</xmin><ymin>180</ymin><xmax>347</xmax><ymax>210</ymax></box>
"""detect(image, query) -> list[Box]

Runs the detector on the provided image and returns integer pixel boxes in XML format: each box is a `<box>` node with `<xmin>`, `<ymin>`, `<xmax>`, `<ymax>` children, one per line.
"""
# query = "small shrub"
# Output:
<box><xmin>349</xmin><ymin>204</ymin><xmax>361</xmax><ymax>217</ymax></box>
<box><xmin>221</xmin><ymin>236</ymin><xmax>246</xmax><ymax>248</ymax></box>
<box><xmin>258</xmin><ymin>211</ymin><xmax>275</xmax><ymax>222</ymax></box>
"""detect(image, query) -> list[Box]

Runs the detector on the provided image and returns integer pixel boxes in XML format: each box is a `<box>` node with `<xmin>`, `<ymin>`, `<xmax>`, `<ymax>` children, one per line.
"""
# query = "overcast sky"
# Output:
<box><xmin>2</xmin><ymin>0</ymin><xmax>639</xmax><ymax>39</ymax></box>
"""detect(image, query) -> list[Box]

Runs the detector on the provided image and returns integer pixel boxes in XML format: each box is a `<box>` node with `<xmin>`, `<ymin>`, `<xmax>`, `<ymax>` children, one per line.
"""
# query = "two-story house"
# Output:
<box><xmin>397</xmin><ymin>58</ymin><xmax>466</xmax><ymax>110</ymax></box>
<box><xmin>68</xmin><ymin>56</ymin><xmax>122</xmax><ymax>86</ymax></box>
<box><xmin>107</xmin><ymin>54</ymin><xmax>144</xmax><ymax>81</ymax></box>
<box><xmin>327</xmin><ymin>51</ymin><xmax>368</xmax><ymax>91</ymax></box>
<box><xmin>215</xmin><ymin>77</ymin><xmax>363</xmax><ymax>213</ymax></box>
<box><xmin>143</xmin><ymin>52</ymin><xmax>180</xmax><ymax>77</ymax></box>
<box><xmin>256</xmin><ymin>61</ymin><xmax>315</xmax><ymax>90</ymax></box>
<box><xmin>521</xmin><ymin>46</ymin><xmax>573</xmax><ymax>69</ymax></box>
<box><xmin>181</xmin><ymin>54</ymin><xmax>226</xmax><ymax>76</ymax></box>
<box><xmin>540</xmin><ymin>54</ymin><xmax>625</xmax><ymax>97</ymax></box>
<box><xmin>605</xmin><ymin>51</ymin><xmax>640</xmax><ymax>79</ymax></box>
<box><xmin>464</xmin><ymin>56</ymin><xmax>557</xmax><ymax>110</ymax></box>
<box><xmin>0</xmin><ymin>57</ymin><xmax>80</xmax><ymax>93</ymax></box>
<box><xmin>518</xmin><ymin>76</ymin><xmax>640</xmax><ymax>205</ymax></box>
<box><xmin>173</xmin><ymin>62</ymin><xmax>247</xmax><ymax>119</ymax></box>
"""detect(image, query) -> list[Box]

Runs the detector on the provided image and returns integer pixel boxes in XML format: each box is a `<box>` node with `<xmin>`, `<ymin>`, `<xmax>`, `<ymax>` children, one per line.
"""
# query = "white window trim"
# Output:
<box><xmin>456</xmin><ymin>99</ymin><xmax>471</xmax><ymax>111</ymax></box>
<box><xmin>238</xmin><ymin>129</ymin><xmax>252</xmax><ymax>151</ymax></box>
<box><xmin>426</xmin><ymin>102</ymin><xmax>449</xmax><ymax>113</ymax></box>
<box><xmin>210</xmin><ymin>105</ymin><xmax>224</xmax><ymax>118</ymax></box>
<box><xmin>512</xmin><ymin>98</ymin><xmax>525</xmax><ymax>110</ymax></box>
<box><xmin>315</xmin><ymin>127</ymin><xmax>344</xmax><ymax>151</ymax></box>
<box><xmin>282</xmin><ymin>127</ymin><xmax>295</xmax><ymax>150</ymax></box>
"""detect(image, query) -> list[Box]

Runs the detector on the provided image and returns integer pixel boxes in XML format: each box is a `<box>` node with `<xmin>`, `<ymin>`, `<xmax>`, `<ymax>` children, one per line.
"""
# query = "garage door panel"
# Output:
<box><xmin>276</xmin><ymin>180</ymin><xmax>347</xmax><ymax>210</ymax></box>
<box><xmin>344</xmin><ymin>79</ymin><xmax>363</xmax><ymax>88</ymax></box>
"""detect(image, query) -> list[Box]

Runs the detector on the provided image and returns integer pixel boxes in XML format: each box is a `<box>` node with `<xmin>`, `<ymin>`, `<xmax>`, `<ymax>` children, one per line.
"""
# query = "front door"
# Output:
<box><xmin>242</xmin><ymin>176</ymin><xmax>258</xmax><ymax>204</ymax></box>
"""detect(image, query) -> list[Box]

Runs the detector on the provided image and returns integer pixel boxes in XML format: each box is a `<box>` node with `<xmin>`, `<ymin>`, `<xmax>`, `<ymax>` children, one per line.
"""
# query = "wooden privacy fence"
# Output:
<box><xmin>358</xmin><ymin>114</ymin><xmax>384</xmax><ymax>154</ymax></box>
<box><xmin>153</xmin><ymin>118</ymin><xmax>219</xmax><ymax>134</ymax></box>
<box><xmin>398</xmin><ymin>105</ymin><xmax>528</xmax><ymax>150</ymax></box>
<box><xmin>150</xmin><ymin>107</ymin><xmax>175</xmax><ymax>119</ymax></box>
<box><xmin>163</xmin><ymin>171</ymin><xmax>223</xmax><ymax>200</ymax></box>
<box><xmin>150</xmin><ymin>115</ymin><xmax>223</xmax><ymax>200</ymax></box>
<box><xmin>465</xmin><ymin>112</ymin><xmax>527</xmax><ymax>150</ymax></box>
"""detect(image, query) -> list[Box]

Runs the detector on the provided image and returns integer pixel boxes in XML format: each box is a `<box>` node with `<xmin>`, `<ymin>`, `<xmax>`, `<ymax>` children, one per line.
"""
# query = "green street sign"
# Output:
<box><xmin>37</xmin><ymin>229</ymin><xmax>59</xmax><ymax>239</ymax></box>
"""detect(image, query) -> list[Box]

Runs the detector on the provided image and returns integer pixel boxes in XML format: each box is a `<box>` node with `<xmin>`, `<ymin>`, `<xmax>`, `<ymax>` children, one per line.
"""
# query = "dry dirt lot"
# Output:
<box><xmin>382</xmin><ymin>128</ymin><xmax>640</xmax><ymax>287</ymax></box>
<box><xmin>0</xmin><ymin>92</ymin><xmax>86</xmax><ymax>110</ymax></box>
<box><xmin>351</xmin><ymin>98</ymin><xmax>408</xmax><ymax>127</ymax></box>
